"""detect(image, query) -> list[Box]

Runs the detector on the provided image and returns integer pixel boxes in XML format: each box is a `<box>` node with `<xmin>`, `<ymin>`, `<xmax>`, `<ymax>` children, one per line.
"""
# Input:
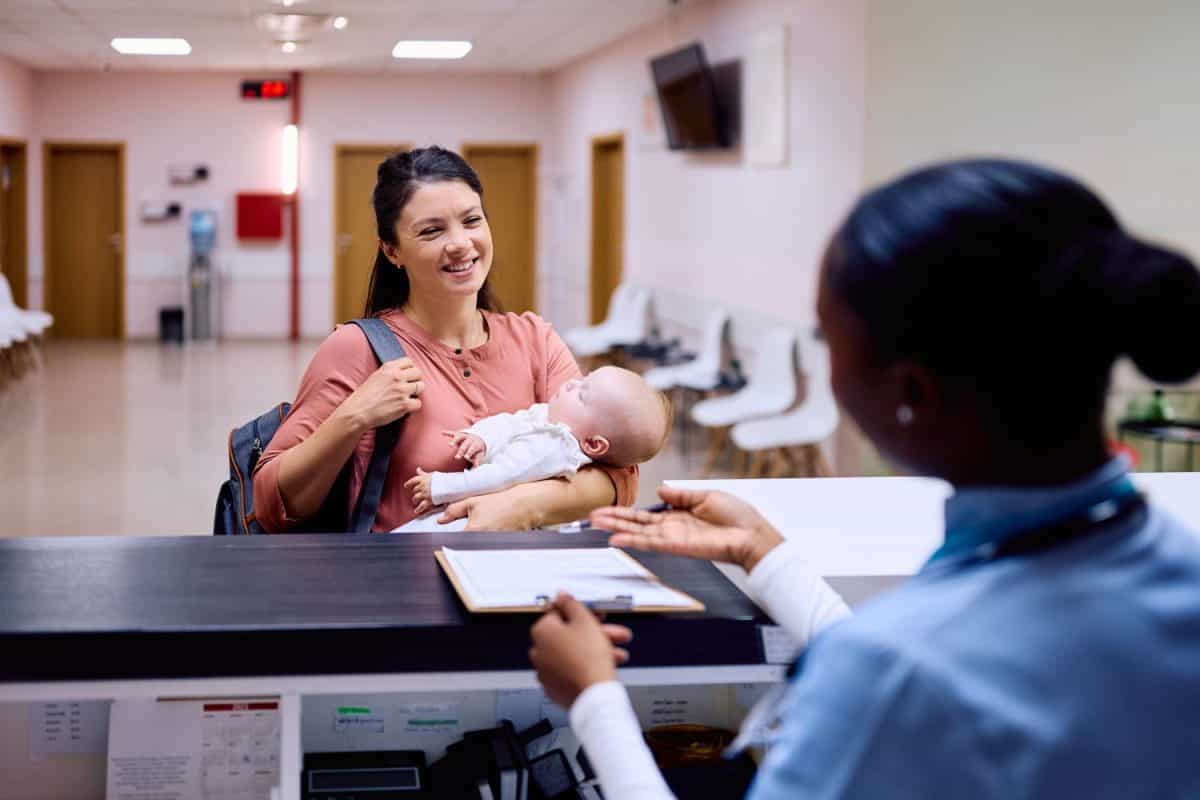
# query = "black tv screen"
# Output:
<box><xmin>651</xmin><ymin>43</ymin><xmax>728</xmax><ymax>150</ymax></box>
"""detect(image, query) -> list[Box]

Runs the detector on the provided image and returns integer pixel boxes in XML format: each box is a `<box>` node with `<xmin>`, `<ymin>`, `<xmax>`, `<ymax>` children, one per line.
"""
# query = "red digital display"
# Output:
<box><xmin>241</xmin><ymin>80</ymin><xmax>291</xmax><ymax>100</ymax></box>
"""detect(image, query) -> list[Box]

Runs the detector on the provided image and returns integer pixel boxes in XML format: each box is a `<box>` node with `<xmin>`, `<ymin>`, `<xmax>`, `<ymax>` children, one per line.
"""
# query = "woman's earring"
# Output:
<box><xmin>896</xmin><ymin>404</ymin><xmax>915</xmax><ymax>426</ymax></box>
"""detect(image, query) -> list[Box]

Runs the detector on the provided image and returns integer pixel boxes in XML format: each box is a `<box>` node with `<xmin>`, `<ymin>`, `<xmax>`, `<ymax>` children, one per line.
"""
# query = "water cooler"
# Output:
<box><xmin>188</xmin><ymin>209</ymin><xmax>218</xmax><ymax>341</ymax></box>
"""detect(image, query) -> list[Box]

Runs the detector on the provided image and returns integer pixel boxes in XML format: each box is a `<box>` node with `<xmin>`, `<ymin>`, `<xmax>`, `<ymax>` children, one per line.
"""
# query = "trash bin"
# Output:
<box><xmin>159</xmin><ymin>307</ymin><xmax>184</xmax><ymax>345</ymax></box>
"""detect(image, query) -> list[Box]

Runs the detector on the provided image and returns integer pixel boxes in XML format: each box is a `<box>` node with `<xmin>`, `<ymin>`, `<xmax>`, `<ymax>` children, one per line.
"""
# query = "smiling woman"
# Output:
<box><xmin>252</xmin><ymin>146</ymin><xmax>637</xmax><ymax>533</ymax></box>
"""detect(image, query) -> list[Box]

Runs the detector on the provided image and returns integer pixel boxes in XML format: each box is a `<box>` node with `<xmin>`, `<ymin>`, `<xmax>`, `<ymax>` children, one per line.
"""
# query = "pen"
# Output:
<box><xmin>555</xmin><ymin>502</ymin><xmax>674</xmax><ymax>533</ymax></box>
<box><xmin>536</xmin><ymin>594</ymin><xmax>635</xmax><ymax>612</ymax></box>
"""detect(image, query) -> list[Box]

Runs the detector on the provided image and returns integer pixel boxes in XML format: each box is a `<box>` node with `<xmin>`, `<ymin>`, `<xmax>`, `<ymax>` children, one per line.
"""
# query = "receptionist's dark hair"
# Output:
<box><xmin>363</xmin><ymin>146</ymin><xmax>499</xmax><ymax>317</ymax></box>
<box><xmin>824</xmin><ymin>158</ymin><xmax>1200</xmax><ymax>431</ymax></box>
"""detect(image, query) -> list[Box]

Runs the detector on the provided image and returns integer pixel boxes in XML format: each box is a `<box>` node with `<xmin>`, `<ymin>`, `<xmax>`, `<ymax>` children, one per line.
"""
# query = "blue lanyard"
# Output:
<box><xmin>929</xmin><ymin>476</ymin><xmax>1143</xmax><ymax>566</ymax></box>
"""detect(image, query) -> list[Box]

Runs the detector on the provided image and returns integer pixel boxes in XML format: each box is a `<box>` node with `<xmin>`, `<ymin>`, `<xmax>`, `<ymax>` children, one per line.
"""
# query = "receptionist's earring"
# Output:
<box><xmin>896</xmin><ymin>405</ymin><xmax>915</xmax><ymax>426</ymax></box>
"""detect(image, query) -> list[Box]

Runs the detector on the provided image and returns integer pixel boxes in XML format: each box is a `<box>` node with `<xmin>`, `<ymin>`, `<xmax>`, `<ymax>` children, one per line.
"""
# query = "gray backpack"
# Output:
<box><xmin>213</xmin><ymin>319</ymin><xmax>405</xmax><ymax>534</ymax></box>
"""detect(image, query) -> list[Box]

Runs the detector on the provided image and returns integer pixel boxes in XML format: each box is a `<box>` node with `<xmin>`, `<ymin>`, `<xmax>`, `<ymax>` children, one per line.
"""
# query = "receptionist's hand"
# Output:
<box><xmin>590</xmin><ymin>485</ymin><xmax>784</xmax><ymax>573</ymax></box>
<box><xmin>529</xmin><ymin>593</ymin><xmax>633</xmax><ymax>709</ymax></box>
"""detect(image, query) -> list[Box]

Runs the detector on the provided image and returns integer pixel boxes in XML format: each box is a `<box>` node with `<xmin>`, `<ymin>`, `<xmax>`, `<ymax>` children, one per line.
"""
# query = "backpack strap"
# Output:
<box><xmin>345</xmin><ymin>318</ymin><xmax>408</xmax><ymax>534</ymax></box>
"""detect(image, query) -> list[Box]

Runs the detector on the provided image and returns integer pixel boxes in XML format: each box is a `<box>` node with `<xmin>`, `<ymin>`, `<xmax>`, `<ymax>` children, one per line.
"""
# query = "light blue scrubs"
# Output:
<box><xmin>750</xmin><ymin>459</ymin><xmax>1200</xmax><ymax>799</ymax></box>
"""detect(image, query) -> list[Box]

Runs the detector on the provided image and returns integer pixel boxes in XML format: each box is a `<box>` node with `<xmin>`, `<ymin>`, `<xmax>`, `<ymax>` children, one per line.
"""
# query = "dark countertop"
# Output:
<box><xmin>0</xmin><ymin>532</ymin><xmax>773</xmax><ymax>683</ymax></box>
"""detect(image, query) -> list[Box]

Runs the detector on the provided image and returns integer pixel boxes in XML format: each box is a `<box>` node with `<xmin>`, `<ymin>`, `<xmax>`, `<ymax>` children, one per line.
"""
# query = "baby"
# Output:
<box><xmin>404</xmin><ymin>366</ymin><xmax>671</xmax><ymax>518</ymax></box>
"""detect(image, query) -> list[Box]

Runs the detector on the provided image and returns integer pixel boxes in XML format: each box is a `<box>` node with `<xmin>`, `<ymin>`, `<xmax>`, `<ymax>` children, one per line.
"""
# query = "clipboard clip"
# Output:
<box><xmin>535</xmin><ymin>594</ymin><xmax>636</xmax><ymax>612</ymax></box>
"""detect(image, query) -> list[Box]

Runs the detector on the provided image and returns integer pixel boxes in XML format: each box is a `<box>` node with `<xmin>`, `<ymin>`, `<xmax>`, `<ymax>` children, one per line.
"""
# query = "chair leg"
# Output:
<box><xmin>701</xmin><ymin>426</ymin><xmax>729</xmax><ymax>478</ymax></box>
<box><xmin>748</xmin><ymin>451</ymin><xmax>765</xmax><ymax>478</ymax></box>
<box><xmin>768</xmin><ymin>448</ymin><xmax>792</xmax><ymax>478</ymax></box>
<box><xmin>813</xmin><ymin>445</ymin><xmax>834</xmax><ymax>477</ymax></box>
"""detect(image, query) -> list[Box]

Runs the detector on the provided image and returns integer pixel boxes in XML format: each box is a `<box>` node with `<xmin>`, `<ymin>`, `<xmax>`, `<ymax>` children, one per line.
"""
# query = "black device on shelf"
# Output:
<box><xmin>303</xmin><ymin>750</ymin><xmax>428</xmax><ymax>800</ymax></box>
<box><xmin>650</xmin><ymin>42</ymin><xmax>730</xmax><ymax>150</ymax></box>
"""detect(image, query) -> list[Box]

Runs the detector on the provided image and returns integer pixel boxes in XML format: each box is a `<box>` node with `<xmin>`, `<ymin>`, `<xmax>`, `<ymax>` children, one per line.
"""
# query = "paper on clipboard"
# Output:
<box><xmin>438</xmin><ymin>547</ymin><xmax>703</xmax><ymax>612</ymax></box>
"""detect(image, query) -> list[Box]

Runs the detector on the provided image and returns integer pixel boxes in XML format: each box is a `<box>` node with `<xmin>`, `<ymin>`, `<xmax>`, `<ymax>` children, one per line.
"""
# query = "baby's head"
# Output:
<box><xmin>548</xmin><ymin>366</ymin><xmax>671</xmax><ymax>467</ymax></box>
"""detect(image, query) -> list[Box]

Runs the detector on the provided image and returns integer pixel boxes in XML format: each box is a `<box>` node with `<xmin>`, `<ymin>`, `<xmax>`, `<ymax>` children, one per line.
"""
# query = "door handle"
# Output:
<box><xmin>109</xmin><ymin>233</ymin><xmax>123</xmax><ymax>255</ymax></box>
<box><xmin>336</xmin><ymin>233</ymin><xmax>352</xmax><ymax>254</ymax></box>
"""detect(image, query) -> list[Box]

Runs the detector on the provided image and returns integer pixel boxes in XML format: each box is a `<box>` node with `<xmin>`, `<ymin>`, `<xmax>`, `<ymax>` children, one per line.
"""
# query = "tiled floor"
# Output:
<box><xmin>0</xmin><ymin>341</ymin><xmax>719</xmax><ymax>538</ymax></box>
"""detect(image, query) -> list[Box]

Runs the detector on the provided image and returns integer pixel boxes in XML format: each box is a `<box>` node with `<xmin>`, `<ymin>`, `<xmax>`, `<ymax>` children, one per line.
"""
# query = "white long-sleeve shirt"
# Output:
<box><xmin>567</xmin><ymin>542</ymin><xmax>851</xmax><ymax>800</ymax></box>
<box><xmin>429</xmin><ymin>403</ymin><xmax>591</xmax><ymax>506</ymax></box>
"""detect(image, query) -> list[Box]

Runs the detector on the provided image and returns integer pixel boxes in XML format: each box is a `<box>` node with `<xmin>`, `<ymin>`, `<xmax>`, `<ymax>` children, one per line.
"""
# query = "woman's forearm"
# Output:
<box><xmin>275</xmin><ymin>407</ymin><xmax>368</xmax><ymax>522</ymax></box>
<box><xmin>516</xmin><ymin>467</ymin><xmax>618</xmax><ymax>528</ymax></box>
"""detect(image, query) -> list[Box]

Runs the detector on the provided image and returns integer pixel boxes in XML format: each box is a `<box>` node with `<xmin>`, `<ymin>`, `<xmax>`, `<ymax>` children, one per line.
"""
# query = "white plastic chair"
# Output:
<box><xmin>0</xmin><ymin>273</ymin><xmax>52</xmax><ymax>338</ymax></box>
<box><xmin>732</xmin><ymin>334</ymin><xmax>840</xmax><ymax>476</ymax></box>
<box><xmin>644</xmin><ymin>309</ymin><xmax>730</xmax><ymax>392</ymax></box>
<box><xmin>563</xmin><ymin>284</ymin><xmax>652</xmax><ymax>358</ymax></box>
<box><xmin>0</xmin><ymin>308</ymin><xmax>30</xmax><ymax>384</ymax></box>
<box><xmin>691</xmin><ymin>327</ymin><xmax>798</xmax><ymax>475</ymax></box>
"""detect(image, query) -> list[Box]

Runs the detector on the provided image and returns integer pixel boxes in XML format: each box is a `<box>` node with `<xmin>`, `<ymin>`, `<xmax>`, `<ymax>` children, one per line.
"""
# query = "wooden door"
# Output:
<box><xmin>335</xmin><ymin>145</ymin><xmax>407</xmax><ymax>325</ymax></box>
<box><xmin>45</xmin><ymin>143</ymin><xmax>123</xmax><ymax>338</ymax></box>
<box><xmin>0</xmin><ymin>142</ymin><xmax>27</xmax><ymax>308</ymax></box>
<box><xmin>590</xmin><ymin>134</ymin><xmax>625</xmax><ymax>324</ymax></box>
<box><xmin>462</xmin><ymin>144</ymin><xmax>538</xmax><ymax>314</ymax></box>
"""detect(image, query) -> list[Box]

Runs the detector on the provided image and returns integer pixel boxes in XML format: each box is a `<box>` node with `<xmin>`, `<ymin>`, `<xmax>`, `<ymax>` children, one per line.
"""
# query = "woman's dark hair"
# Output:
<box><xmin>364</xmin><ymin>146</ymin><xmax>499</xmax><ymax>316</ymax></box>
<box><xmin>825</xmin><ymin>158</ymin><xmax>1200</xmax><ymax>432</ymax></box>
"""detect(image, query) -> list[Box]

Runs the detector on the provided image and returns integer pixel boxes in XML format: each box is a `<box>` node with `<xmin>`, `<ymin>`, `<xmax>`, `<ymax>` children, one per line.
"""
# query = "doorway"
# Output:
<box><xmin>44</xmin><ymin>142</ymin><xmax>124</xmax><ymax>339</ymax></box>
<box><xmin>462</xmin><ymin>144</ymin><xmax>538</xmax><ymax>314</ymax></box>
<box><xmin>334</xmin><ymin>144</ymin><xmax>409</xmax><ymax>326</ymax></box>
<box><xmin>0</xmin><ymin>140</ymin><xmax>27</xmax><ymax>309</ymax></box>
<box><xmin>589</xmin><ymin>133</ymin><xmax>625</xmax><ymax>324</ymax></box>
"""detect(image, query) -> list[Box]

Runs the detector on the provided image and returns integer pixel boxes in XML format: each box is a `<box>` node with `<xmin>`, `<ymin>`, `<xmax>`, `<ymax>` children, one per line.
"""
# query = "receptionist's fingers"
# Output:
<box><xmin>601</xmin><ymin>623</ymin><xmax>634</xmax><ymax>646</ymax></box>
<box><xmin>656</xmin><ymin>484</ymin><xmax>711</xmax><ymax>511</ymax></box>
<box><xmin>589</xmin><ymin>504</ymin><xmax>666</xmax><ymax>531</ymax></box>
<box><xmin>613</xmin><ymin>647</ymin><xmax>630</xmax><ymax>665</ymax></box>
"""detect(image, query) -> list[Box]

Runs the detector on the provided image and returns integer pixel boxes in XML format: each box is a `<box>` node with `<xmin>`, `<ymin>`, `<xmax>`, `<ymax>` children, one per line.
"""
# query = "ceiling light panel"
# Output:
<box><xmin>391</xmin><ymin>40</ymin><xmax>472</xmax><ymax>59</ymax></box>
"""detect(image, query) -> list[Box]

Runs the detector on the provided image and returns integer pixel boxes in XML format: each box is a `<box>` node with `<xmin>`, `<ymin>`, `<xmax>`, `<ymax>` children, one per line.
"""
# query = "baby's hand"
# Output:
<box><xmin>442</xmin><ymin>430</ymin><xmax>486</xmax><ymax>466</ymax></box>
<box><xmin>405</xmin><ymin>468</ymin><xmax>434</xmax><ymax>516</ymax></box>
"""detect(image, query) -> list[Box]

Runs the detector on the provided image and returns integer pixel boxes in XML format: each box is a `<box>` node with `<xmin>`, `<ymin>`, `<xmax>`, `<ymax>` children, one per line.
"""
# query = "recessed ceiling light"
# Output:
<box><xmin>281</xmin><ymin>41</ymin><xmax>297</xmax><ymax>53</ymax></box>
<box><xmin>110</xmin><ymin>37</ymin><xmax>191</xmax><ymax>56</ymax></box>
<box><xmin>281</xmin><ymin>0</ymin><xmax>296</xmax><ymax>6</ymax></box>
<box><xmin>392</xmin><ymin>40</ymin><xmax>472</xmax><ymax>60</ymax></box>
<box><xmin>332</xmin><ymin>16</ymin><xmax>348</xmax><ymax>30</ymax></box>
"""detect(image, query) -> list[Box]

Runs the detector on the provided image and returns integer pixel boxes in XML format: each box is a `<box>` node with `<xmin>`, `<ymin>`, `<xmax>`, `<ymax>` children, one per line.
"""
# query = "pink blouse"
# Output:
<box><xmin>253</xmin><ymin>310</ymin><xmax>637</xmax><ymax>532</ymax></box>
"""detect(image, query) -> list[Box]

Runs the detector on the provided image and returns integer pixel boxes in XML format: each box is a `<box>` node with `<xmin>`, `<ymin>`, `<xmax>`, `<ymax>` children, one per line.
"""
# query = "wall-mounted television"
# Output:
<box><xmin>650</xmin><ymin>42</ymin><xmax>729</xmax><ymax>150</ymax></box>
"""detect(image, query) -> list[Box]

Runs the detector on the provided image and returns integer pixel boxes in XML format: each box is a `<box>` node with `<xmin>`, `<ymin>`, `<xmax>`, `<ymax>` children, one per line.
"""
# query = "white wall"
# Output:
<box><xmin>0</xmin><ymin>55</ymin><xmax>32</xmax><ymax>138</ymax></box>
<box><xmin>32</xmin><ymin>71</ymin><xmax>290</xmax><ymax>335</ymax></box>
<box><xmin>544</xmin><ymin>0</ymin><xmax>866</xmax><ymax>345</ymax></box>
<box><xmin>27</xmin><ymin>71</ymin><xmax>551</xmax><ymax>338</ymax></box>
<box><xmin>866</xmin><ymin>0</ymin><xmax>1200</xmax><ymax>401</ymax></box>
<box><xmin>866</xmin><ymin>0</ymin><xmax>1200</xmax><ymax>264</ymax></box>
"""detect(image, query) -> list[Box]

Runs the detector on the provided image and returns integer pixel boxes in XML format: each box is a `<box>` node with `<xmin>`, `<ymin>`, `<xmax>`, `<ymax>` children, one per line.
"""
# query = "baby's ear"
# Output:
<box><xmin>582</xmin><ymin>435</ymin><xmax>610</xmax><ymax>459</ymax></box>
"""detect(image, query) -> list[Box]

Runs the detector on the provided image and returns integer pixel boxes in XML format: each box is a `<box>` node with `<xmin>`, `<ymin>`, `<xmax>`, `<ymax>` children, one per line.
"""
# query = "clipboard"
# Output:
<box><xmin>435</xmin><ymin>547</ymin><xmax>706</xmax><ymax>614</ymax></box>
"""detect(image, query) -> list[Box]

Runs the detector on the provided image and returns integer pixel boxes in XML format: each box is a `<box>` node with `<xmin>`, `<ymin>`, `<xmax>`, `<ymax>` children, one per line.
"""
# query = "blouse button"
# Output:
<box><xmin>463</xmin><ymin>369</ymin><xmax>472</xmax><ymax>378</ymax></box>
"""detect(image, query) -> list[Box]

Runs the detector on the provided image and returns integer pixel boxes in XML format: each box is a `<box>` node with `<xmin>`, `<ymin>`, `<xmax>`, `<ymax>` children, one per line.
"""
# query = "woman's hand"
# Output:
<box><xmin>335</xmin><ymin>358</ymin><xmax>424</xmax><ymax>432</ymax></box>
<box><xmin>438</xmin><ymin>485</ymin><xmax>538</xmax><ymax>530</ymax></box>
<box><xmin>589</xmin><ymin>485</ymin><xmax>784</xmax><ymax>573</ymax></box>
<box><xmin>530</xmin><ymin>593</ymin><xmax>633</xmax><ymax>709</ymax></box>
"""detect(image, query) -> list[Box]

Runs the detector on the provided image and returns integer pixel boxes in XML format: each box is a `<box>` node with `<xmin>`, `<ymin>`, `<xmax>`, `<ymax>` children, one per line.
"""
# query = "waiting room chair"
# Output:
<box><xmin>643</xmin><ymin>309</ymin><xmax>730</xmax><ymax>393</ymax></box>
<box><xmin>691</xmin><ymin>327</ymin><xmax>798</xmax><ymax>476</ymax></box>
<box><xmin>0</xmin><ymin>273</ymin><xmax>52</xmax><ymax>340</ymax></box>
<box><xmin>563</xmin><ymin>284</ymin><xmax>652</xmax><ymax>361</ymax></box>
<box><xmin>731</xmin><ymin>333</ymin><xmax>839</xmax><ymax>477</ymax></box>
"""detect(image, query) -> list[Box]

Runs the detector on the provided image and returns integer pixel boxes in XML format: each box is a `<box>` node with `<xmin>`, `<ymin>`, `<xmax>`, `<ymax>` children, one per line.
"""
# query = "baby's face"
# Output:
<box><xmin>549</xmin><ymin>367</ymin><xmax>663</xmax><ymax>464</ymax></box>
<box><xmin>548</xmin><ymin>374</ymin><xmax>601</xmax><ymax>437</ymax></box>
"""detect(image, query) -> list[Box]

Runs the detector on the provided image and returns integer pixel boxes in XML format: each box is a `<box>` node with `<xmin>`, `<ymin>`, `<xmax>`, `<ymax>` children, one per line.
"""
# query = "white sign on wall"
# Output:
<box><xmin>746</xmin><ymin>24</ymin><xmax>789</xmax><ymax>167</ymax></box>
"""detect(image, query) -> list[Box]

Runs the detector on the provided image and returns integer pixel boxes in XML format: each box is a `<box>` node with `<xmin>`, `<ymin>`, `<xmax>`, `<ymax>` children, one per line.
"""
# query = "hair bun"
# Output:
<box><xmin>1088</xmin><ymin>232</ymin><xmax>1200</xmax><ymax>383</ymax></box>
